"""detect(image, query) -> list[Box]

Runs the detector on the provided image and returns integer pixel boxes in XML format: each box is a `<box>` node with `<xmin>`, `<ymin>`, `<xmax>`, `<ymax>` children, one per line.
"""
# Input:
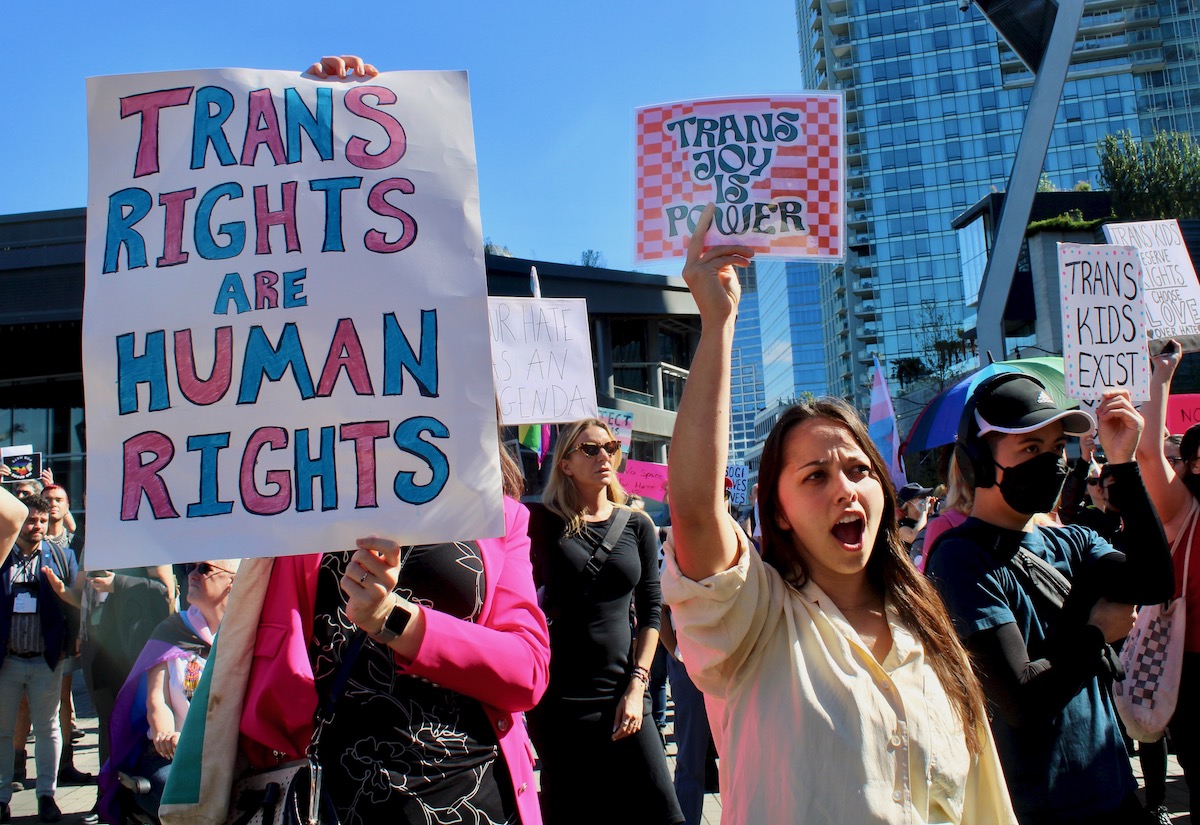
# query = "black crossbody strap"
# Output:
<box><xmin>1009</xmin><ymin>547</ymin><xmax>1072</xmax><ymax>612</ymax></box>
<box><xmin>584</xmin><ymin>508</ymin><xmax>632</xmax><ymax>577</ymax></box>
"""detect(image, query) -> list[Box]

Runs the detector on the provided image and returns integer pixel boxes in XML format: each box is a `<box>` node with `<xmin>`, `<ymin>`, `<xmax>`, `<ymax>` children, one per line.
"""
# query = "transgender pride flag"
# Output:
<box><xmin>867</xmin><ymin>356</ymin><xmax>907</xmax><ymax>489</ymax></box>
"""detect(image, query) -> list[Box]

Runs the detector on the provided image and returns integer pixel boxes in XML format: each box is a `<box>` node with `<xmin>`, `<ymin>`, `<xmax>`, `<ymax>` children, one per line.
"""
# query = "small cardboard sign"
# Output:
<box><xmin>726</xmin><ymin>464</ymin><xmax>749</xmax><ymax>506</ymax></box>
<box><xmin>1058</xmin><ymin>243</ymin><xmax>1149</xmax><ymax>402</ymax></box>
<box><xmin>1102</xmin><ymin>219</ymin><xmax>1200</xmax><ymax>353</ymax></box>
<box><xmin>619</xmin><ymin>458</ymin><xmax>668</xmax><ymax>502</ymax></box>
<box><xmin>489</xmin><ymin>296</ymin><xmax>599</xmax><ymax>425</ymax></box>
<box><xmin>1</xmin><ymin>446</ymin><xmax>41</xmax><ymax>484</ymax></box>
<box><xmin>597</xmin><ymin>406</ymin><xmax>634</xmax><ymax>451</ymax></box>
<box><xmin>635</xmin><ymin>94</ymin><xmax>844</xmax><ymax>262</ymax></box>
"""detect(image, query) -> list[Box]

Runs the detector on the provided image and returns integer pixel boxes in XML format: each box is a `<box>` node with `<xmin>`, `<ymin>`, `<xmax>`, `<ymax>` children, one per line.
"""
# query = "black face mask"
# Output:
<box><xmin>994</xmin><ymin>451</ymin><xmax>1069</xmax><ymax>515</ymax></box>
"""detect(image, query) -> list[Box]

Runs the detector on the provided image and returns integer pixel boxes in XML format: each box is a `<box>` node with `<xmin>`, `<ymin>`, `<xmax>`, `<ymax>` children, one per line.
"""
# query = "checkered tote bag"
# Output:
<box><xmin>1114</xmin><ymin>498</ymin><xmax>1195</xmax><ymax>742</ymax></box>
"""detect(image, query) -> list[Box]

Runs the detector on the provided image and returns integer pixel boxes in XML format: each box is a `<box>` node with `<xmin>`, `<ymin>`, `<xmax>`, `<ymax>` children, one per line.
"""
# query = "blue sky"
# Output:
<box><xmin>3</xmin><ymin>1</ymin><xmax>803</xmax><ymax>273</ymax></box>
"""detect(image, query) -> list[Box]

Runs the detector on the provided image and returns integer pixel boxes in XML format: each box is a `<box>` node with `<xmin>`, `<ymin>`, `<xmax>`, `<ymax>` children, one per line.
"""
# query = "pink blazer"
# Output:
<box><xmin>238</xmin><ymin>497</ymin><xmax>550</xmax><ymax>825</ymax></box>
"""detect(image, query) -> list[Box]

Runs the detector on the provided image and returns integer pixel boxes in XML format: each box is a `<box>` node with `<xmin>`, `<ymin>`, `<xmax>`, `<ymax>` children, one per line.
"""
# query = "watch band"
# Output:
<box><xmin>369</xmin><ymin>594</ymin><xmax>411</xmax><ymax>645</ymax></box>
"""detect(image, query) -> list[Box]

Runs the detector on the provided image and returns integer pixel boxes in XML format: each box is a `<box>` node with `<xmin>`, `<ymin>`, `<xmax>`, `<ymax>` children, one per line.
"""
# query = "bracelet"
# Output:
<box><xmin>630</xmin><ymin>666</ymin><xmax>650</xmax><ymax>685</ymax></box>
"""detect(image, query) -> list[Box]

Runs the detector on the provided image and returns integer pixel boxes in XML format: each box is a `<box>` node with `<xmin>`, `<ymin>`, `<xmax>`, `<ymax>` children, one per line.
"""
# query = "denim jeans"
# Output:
<box><xmin>0</xmin><ymin>655</ymin><xmax>64</xmax><ymax>801</ymax></box>
<box><xmin>667</xmin><ymin>655</ymin><xmax>711</xmax><ymax>825</ymax></box>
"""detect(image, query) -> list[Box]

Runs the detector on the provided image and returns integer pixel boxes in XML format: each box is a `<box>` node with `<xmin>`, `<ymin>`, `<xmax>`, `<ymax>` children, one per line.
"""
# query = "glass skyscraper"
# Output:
<box><xmin>730</xmin><ymin>264</ymin><xmax>766</xmax><ymax>466</ymax></box>
<box><xmin>797</xmin><ymin>0</ymin><xmax>1200</xmax><ymax>415</ymax></box>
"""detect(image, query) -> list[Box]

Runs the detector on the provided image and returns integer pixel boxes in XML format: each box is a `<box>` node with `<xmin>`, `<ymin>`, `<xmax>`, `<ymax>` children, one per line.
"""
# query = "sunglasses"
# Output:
<box><xmin>1167</xmin><ymin>456</ymin><xmax>1185</xmax><ymax>465</ymax></box>
<box><xmin>186</xmin><ymin>562</ymin><xmax>234</xmax><ymax>577</ymax></box>
<box><xmin>569</xmin><ymin>441</ymin><xmax>620</xmax><ymax>458</ymax></box>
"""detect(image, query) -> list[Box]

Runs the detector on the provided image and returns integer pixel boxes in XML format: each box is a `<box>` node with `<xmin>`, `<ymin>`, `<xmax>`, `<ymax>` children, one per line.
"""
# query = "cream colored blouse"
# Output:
<box><xmin>661</xmin><ymin>532</ymin><xmax>1017</xmax><ymax>825</ymax></box>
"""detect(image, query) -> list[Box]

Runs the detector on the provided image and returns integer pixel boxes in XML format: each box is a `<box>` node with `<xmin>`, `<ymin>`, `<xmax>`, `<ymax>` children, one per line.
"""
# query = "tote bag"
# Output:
<box><xmin>1114</xmin><ymin>498</ymin><xmax>1195</xmax><ymax>742</ymax></box>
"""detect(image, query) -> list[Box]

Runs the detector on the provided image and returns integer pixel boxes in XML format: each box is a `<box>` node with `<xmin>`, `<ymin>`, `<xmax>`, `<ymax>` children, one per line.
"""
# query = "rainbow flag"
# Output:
<box><xmin>519</xmin><ymin>423</ymin><xmax>551</xmax><ymax>467</ymax></box>
<box><xmin>868</xmin><ymin>356</ymin><xmax>907</xmax><ymax>489</ymax></box>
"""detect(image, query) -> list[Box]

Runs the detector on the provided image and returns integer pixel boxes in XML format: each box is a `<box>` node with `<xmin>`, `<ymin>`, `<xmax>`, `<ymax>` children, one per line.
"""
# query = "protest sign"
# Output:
<box><xmin>726</xmin><ymin>464</ymin><xmax>749</xmax><ymax>506</ymax></box>
<box><xmin>635</xmin><ymin>94</ymin><xmax>844</xmax><ymax>263</ymax></box>
<box><xmin>1058</xmin><ymin>243</ymin><xmax>1149</xmax><ymax>402</ymax></box>
<box><xmin>1</xmin><ymin>445</ymin><xmax>41</xmax><ymax>484</ymax></box>
<box><xmin>84</xmin><ymin>69</ymin><xmax>503</xmax><ymax>569</ymax></box>
<box><xmin>1102</xmin><ymin>219</ymin><xmax>1200</xmax><ymax>353</ymax></box>
<box><xmin>1167</xmin><ymin>393</ymin><xmax>1200</xmax><ymax>434</ymax></box>
<box><xmin>619</xmin><ymin>459</ymin><xmax>668</xmax><ymax>502</ymax></box>
<box><xmin>597</xmin><ymin>406</ymin><xmax>634</xmax><ymax>451</ymax></box>
<box><xmin>489</xmin><ymin>296</ymin><xmax>599</xmax><ymax>425</ymax></box>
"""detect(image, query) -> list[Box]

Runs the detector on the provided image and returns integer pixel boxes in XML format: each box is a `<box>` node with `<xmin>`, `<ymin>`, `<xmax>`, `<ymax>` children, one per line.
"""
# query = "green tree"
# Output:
<box><xmin>1097</xmin><ymin>129</ymin><xmax>1200</xmax><ymax>219</ymax></box>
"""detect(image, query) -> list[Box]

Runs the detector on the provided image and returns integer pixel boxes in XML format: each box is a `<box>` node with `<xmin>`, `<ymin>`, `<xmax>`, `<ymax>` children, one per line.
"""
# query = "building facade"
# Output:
<box><xmin>796</xmin><ymin>0</ymin><xmax>1200</xmax><ymax>416</ymax></box>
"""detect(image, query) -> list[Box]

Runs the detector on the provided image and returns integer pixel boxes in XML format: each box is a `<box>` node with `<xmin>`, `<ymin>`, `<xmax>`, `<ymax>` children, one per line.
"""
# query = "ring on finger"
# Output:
<box><xmin>358</xmin><ymin>569</ymin><xmax>370</xmax><ymax>584</ymax></box>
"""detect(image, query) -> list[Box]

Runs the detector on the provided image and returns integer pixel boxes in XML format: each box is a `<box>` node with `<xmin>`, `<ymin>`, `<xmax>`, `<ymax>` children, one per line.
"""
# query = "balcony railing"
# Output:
<box><xmin>613</xmin><ymin>361</ymin><xmax>691</xmax><ymax>412</ymax></box>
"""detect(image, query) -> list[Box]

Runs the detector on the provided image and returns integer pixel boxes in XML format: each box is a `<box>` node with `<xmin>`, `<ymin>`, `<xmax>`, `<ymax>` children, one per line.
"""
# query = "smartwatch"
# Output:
<box><xmin>369</xmin><ymin>594</ymin><xmax>412</xmax><ymax>645</ymax></box>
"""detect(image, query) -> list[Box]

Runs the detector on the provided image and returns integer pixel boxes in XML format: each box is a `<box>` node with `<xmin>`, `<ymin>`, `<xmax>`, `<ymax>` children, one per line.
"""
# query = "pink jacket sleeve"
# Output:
<box><xmin>399</xmin><ymin>498</ymin><xmax>551</xmax><ymax>713</ymax></box>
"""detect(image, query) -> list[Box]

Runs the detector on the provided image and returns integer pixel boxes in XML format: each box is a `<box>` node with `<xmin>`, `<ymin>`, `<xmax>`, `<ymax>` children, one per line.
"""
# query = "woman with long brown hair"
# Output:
<box><xmin>526</xmin><ymin>418</ymin><xmax>682</xmax><ymax>824</ymax></box>
<box><xmin>663</xmin><ymin>205</ymin><xmax>1016</xmax><ymax>824</ymax></box>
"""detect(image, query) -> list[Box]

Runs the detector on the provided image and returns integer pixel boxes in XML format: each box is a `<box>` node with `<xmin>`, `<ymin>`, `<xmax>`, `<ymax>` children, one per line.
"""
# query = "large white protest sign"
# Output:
<box><xmin>1057</xmin><ymin>243</ymin><xmax>1149</xmax><ymax>402</ymax></box>
<box><xmin>84</xmin><ymin>69</ymin><xmax>503</xmax><ymax>569</ymax></box>
<box><xmin>489</xmin><ymin>296</ymin><xmax>599</xmax><ymax>425</ymax></box>
<box><xmin>1102</xmin><ymin>219</ymin><xmax>1200</xmax><ymax>353</ymax></box>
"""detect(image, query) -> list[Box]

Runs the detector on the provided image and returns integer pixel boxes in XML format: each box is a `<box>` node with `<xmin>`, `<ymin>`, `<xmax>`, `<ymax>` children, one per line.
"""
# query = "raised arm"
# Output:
<box><xmin>0</xmin><ymin>485</ymin><xmax>28</xmax><ymax>569</ymax></box>
<box><xmin>1136</xmin><ymin>341</ymin><xmax>1193</xmax><ymax>533</ymax></box>
<box><xmin>668</xmin><ymin>204</ymin><xmax>754</xmax><ymax>581</ymax></box>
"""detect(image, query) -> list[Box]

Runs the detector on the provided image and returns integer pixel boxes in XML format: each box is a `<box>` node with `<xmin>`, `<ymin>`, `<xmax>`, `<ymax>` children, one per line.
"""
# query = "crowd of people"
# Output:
<box><xmin>2</xmin><ymin>54</ymin><xmax>1197</xmax><ymax>825</ymax></box>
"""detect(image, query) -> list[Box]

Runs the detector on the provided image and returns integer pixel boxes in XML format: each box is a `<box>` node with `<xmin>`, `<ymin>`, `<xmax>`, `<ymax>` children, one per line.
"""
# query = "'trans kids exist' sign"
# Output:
<box><xmin>488</xmin><ymin>296</ymin><xmax>599</xmax><ymax>425</ymax></box>
<box><xmin>1057</xmin><ymin>243</ymin><xmax>1149</xmax><ymax>402</ymax></box>
<box><xmin>1101</xmin><ymin>219</ymin><xmax>1200</xmax><ymax>353</ymax></box>
<box><xmin>83</xmin><ymin>68</ymin><xmax>504</xmax><ymax>569</ymax></box>
<box><xmin>635</xmin><ymin>94</ymin><xmax>845</xmax><ymax>263</ymax></box>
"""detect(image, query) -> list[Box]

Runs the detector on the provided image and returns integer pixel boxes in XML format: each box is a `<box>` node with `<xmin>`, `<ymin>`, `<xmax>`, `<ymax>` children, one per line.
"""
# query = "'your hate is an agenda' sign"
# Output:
<box><xmin>84</xmin><ymin>68</ymin><xmax>503</xmax><ymax>568</ymax></box>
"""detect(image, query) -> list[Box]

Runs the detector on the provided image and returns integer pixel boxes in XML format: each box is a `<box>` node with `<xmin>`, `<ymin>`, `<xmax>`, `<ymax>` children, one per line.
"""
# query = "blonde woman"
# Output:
<box><xmin>526</xmin><ymin>419</ymin><xmax>682</xmax><ymax>824</ymax></box>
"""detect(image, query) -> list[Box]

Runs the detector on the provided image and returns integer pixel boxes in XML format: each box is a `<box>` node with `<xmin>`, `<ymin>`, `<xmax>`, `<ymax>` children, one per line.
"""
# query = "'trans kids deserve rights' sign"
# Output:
<box><xmin>635</xmin><ymin>94</ymin><xmax>844</xmax><ymax>263</ymax></box>
<box><xmin>488</xmin><ymin>296</ymin><xmax>599</xmax><ymax>425</ymax></box>
<box><xmin>83</xmin><ymin>69</ymin><xmax>503</xmax><ymax>569</ymax></box>
<box><xmin>1102</xmin><ymin>219</ymin><xmax>1200</xmax><ymax>352</ymax></box>
<box><xmin>1057</xmin><ymin>243</ymin><xmax>1149</xmax><ymax>402</ymax></box>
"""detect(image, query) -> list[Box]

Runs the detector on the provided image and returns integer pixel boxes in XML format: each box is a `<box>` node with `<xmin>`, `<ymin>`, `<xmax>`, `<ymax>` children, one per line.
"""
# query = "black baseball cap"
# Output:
<box><xmin>968</xmin><ymin>374</ymin><xmax>1094</xmax><ymax>439</ymax></box>
<box><xmin>897</xmin><ymin>482</ymin><xmax>933</xmax><ymax>504</ymax></box>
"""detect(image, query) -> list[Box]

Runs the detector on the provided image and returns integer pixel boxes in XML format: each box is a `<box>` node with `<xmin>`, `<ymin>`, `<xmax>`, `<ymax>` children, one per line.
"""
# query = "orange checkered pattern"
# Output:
<box><xmin>635</xmin><ymin>94</ymin><xmax>844</xmax><ymax>263</ymax></box>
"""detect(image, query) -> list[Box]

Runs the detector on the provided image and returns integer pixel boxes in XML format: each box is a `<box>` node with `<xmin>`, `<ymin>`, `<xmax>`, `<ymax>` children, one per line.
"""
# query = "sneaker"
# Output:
<box><xmin>37</xmin><ymin>795</ymin><xmax>61</xmax><ymax>823</ymax></box>
<box><xmin>56</xmin><ymin>766</ymin><xmax>95</xmax><ymax>786</ymax></box>
<box><xmin>1143</xmin><ymin>805</ymin><xmax>1171</xmax><ymax>825</ymax></box>
<box><xmin>79</xmin><ymin>806</ymin><xmax>99</xmax><ymax>825</ymax></box>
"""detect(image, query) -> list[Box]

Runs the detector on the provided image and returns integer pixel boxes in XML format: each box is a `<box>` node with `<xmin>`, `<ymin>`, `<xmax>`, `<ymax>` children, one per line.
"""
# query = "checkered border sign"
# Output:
<box><xmin>635</xmin><ymin>94</ymin><xmax>844</xmax><ymax>263</ymax></box>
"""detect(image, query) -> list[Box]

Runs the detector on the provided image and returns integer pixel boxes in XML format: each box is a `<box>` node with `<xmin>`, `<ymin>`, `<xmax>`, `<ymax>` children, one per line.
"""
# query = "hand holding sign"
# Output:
<box><xmin>1095</xmin><ymin>390</ymin><xmax>1144</xmax><ymax>464</ymax></box>
<box><xmin>307</xmin><ymin>55</ymin><xmax>378</xmax><ymax>79</ymax></box>
<box><xmin>682</xmin><ymin>204</ymin><xmax>754</xmax><ymax>326</ymax></box>
<box><xmin>1150</xmin><ymin>338</ymin><xmax>1183</xmax><ymax>389</ymax></box>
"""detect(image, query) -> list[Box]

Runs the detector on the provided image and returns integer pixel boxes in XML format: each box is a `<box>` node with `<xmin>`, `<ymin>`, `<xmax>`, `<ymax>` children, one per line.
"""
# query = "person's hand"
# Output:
<box><xmin>1088</xmin><ymin>598</ymin><xmax>1137</xmax><ymax>643</ymax></box>
<box><xmin>40</xmin><ymin>467</ymin><xmax>54</xmax><ymax>485</ymax></box>
<box><xmin>611</xmin><ymin>681</ymin><xmax>645</xmax><ymax>741</ymax></box>
<box><xmin>152</xmin><ymin>730</ymin><xmax>180</xmax><ymax>760</ymax></box>
<box><xmin>341</xmin><ymin>537</ymin><xmax>403</xmax><ymax>635</ymax></box>
<box><xmin>306</xmin><ymin>55</ymin><xmax>378</xmax><ymax>79</ymax></box>
<box><xmin>0</xmin><ymin>465</ymin><xmax>11</xmax><ymax>479</ymax></box>
<box><xmin>1150</xmin><ymin>340</ymin><xmax>1183</xmax><ymax>384</ymax></box>
<box><xmin>1079</xmin><ymin>431</ymin><xmax>1098</xmax><ymax>463</ymax></box>
<box><xmin>1095</xmin><ymin>390</ymin><xmax>1143</xmax><ymax>464</ymax></box>
<box><xmin>681</xmin><ymin>203</ymin><xmax>754</xmax><ymax>326</ymax></box>
<box><xmin>41</xmin><ymin>566</ymin><xmax>68</xmax><ymax>598</ymax></box>
<box><xmin>89</xmin><ymin>571</ymin><xmax>115</xmax><ymax>593</ymax></box>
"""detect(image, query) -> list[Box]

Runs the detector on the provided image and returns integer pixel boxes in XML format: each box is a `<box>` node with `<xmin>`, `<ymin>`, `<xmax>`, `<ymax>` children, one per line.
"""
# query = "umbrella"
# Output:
<box><xmin>902</xmin><ymin>356</ymin><xmax>1071</xmax><ymax>454</ymax></box>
